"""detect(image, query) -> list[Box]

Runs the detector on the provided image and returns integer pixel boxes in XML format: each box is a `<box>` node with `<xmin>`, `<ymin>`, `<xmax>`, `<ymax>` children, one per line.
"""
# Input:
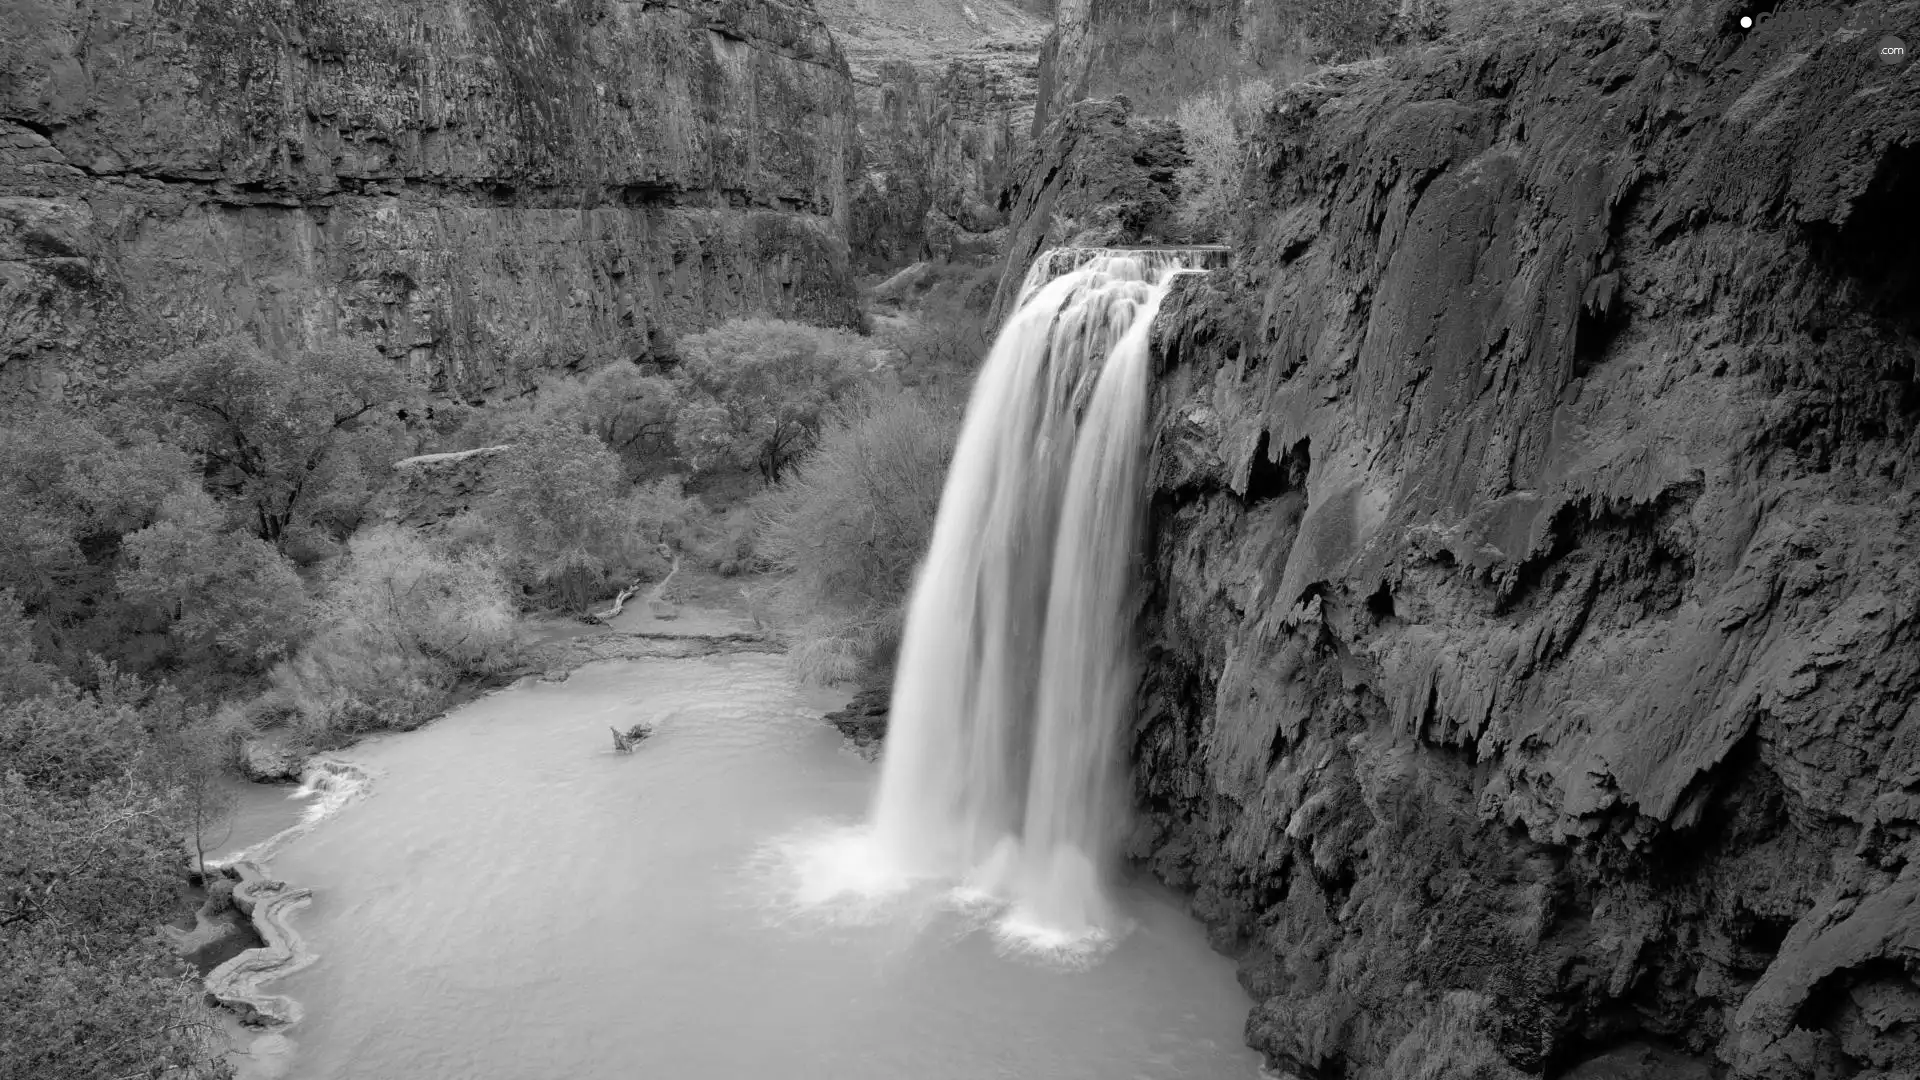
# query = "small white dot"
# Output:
<box><xmin>1740</xmin><ymin>15</ymin><xmax>1753</xmax><ymax>28</ymax></box>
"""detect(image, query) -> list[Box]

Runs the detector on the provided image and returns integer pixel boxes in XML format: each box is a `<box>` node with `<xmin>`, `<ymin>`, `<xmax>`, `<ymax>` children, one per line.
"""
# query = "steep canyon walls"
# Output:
<box><xmin>1135</xmin><ymin>4</ymin><xmax>1919</xmax><ymax>1078</ymax></box>
<box><xmin>1035</xmin><ymin>0</ymin><xmax>1402</xmax><ymax>134</ymax></box>
<box><xmin>0</xmin><ymin>0</ymin><xmax>862</xmax><ymax>400</ymax></box>
<box><xmin>816</xmin><ymin>0</ymin><xmax>1049</xmax><ymax>272</ymax></box>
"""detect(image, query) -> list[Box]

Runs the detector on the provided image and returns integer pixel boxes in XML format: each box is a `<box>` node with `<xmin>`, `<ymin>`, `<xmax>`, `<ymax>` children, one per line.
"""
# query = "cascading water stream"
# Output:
<box><xmin>863</xmin><ymin>248</ymin><xmax>1190</xmax><ymax>955</ymax></box>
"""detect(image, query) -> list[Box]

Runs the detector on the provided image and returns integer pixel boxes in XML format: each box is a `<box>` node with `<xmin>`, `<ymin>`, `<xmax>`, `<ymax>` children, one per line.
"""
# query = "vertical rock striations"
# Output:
<box><xmin>814</xmin><ymin>0</ymin><xmax>1051</xmax><ymax>273</ymax></box>
<box><xmin>0</xmin><ymin>0</ymin><xmax>863</xmax><ymax>400</ymax></box>
<box><xmin>1138</xmin><ymin>5</ymin><xmax>1920</xmax><ymax>1078</ymax></box>
<box><xmin>1034</xmin><ymin>0</ymin><xmax>1404</xmax><ymax>136</ymax></box>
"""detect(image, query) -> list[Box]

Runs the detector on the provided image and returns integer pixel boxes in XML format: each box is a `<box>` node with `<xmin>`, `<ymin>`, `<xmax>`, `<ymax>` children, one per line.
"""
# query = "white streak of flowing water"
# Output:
<box><xmin>791</xmin><ymin>248</ymin><xmax>1195</xmax><ymax>964</ymax></box>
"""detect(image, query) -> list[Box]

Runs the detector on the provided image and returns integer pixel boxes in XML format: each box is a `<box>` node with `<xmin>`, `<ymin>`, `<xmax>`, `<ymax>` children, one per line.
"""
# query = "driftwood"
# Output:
<box><xmin>609</xmin><ymin>722</ymin><xmax>652</xmax><ymax>753</ymax></box>
<box><xmin>646</xmin><ymin>546</ymin><xmax>681</xmax><ymax>620</ymax></box>
<box><xmin>591</xmin><ymin>582</ymin><xmax>641</xmax><ymax>622</ymax></box>
<box><xmin>594</xmin><ymin>544</ymin><xmax>680</xmax><ymax>623</ymax></box>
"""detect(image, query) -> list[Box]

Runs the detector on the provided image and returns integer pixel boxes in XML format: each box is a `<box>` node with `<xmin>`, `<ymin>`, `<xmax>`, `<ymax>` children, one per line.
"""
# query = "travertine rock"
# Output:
<box><xmin>0</xmin><ymin>0</ymin><xmax>863</xmax><ymax>400</ymax></box>
<box><xmin>1135</xmin><ymin>6</ymin><xmax>1920</xmax><ymax>1078</ymax></box>
<box><xmin>986</xmin><ymin>96</ymin><xmax>1186</xmax><ymax>321</ymax></box>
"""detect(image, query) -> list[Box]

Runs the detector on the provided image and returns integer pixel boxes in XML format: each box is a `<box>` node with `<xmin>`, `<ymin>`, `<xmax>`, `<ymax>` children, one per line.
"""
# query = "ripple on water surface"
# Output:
<box><xmin>252</xmin><ymin>656</ymin><xmax>1262</xmax><ymax>1080</ymax></box>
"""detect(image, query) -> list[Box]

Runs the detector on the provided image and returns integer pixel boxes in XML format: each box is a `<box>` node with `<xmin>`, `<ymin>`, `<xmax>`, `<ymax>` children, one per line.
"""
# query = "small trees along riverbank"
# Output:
<box><xmin>0</xmin><ymin>307</ymin><xmax>971</xmax><ymax>1072</ymax></box>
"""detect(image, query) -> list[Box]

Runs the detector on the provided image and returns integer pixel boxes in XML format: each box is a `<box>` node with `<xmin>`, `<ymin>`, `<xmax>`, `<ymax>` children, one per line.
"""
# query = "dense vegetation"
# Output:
<box><xmin>0</xmin><ymin>289</ymin><xmax>980</xmax><ymax>1073</ymax></box>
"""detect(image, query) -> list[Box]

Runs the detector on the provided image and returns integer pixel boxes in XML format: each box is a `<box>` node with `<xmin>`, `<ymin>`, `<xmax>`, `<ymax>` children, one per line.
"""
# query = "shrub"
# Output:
<box><xmin>261</xmin><ymin>526</ymin><xmax>521</xmax><ymax>742</ymax></box>
<box><xmin>698</xmin><ymin>503</ymin><xmax>766</xmax><ymax>577</ymax></box>
<box><xmin>757</xmin><ymin>389</ymin><xmax>959</xmax><ymax>683</ymax></box>
<box><xmin>673</xmin><ymin>318</ymin><xmax>869</xmax><ymax>484</ymax></box>
<box><xmin>1172</xmin><ymin>78</ymin><xmax>1283</xmax><ymax>242</ymax></box>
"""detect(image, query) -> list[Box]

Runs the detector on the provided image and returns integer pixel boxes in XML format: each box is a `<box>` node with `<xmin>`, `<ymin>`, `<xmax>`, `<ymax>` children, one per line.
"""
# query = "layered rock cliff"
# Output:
<box><xmin>816</xmin><ymin>0</ymin><xmax>1050</xmax><ymax>272</ymax></box>
<box><xmin>1034</xmin><ymin>0</ymin><xmax>1404</xmax><ymax>134</ymax></box>
<box><xmin>0</xmin><ymin>0</ymin><xmax>862</xmax><ymax>400</ymax></box>
<box><xmin>1134</xmin><ymin>4</ymin><xmax>1920</xmax><ymax>1078</ymax></box>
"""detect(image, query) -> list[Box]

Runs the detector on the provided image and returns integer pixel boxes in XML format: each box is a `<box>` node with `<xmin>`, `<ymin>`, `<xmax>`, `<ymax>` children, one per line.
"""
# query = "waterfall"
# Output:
<box><xmin>868</xmin><ymin>248</ymin><xmax>1189</xmax><ymax>948</ymax></box>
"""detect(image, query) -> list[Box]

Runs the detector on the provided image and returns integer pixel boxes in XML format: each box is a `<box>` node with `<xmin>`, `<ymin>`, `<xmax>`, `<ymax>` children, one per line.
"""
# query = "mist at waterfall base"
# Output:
<box><xmin>773</xmin><ymin>249</ymin><xmax>1190</xmax><ymax>966</ymax></box>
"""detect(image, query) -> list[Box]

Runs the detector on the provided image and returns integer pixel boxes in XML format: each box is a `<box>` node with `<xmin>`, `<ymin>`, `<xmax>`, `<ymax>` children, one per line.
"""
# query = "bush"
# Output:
<box><xmin>757</xmin><ymin>389</ymin><xmax>959</xmax><ymax>683</ymax></box>
<box><xmin>1172</xmin><ymin>78</ymin><xmax>1282</xmax><ymax>242</ymax></box>
<box><xmin>673</xmin><ymin>318</ymin><xmax>869</xmax><ymax>484</ymax></box>
<box><xmin>261</xmin><ymin>526</ymin><xmax>521</xmax><ymax>742</ymax></box>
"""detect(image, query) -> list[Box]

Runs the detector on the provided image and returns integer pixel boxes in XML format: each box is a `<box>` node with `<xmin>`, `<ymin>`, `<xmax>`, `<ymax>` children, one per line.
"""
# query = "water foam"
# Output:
<box><xmin>212</xmin><ymin>758</ymin><xmax>374</xmax><ymax>870</ymax></box>
<box><xmin>753</xmin><ymin>819</ymin><xmax>1131</xmax><ymax>969</ymax></box>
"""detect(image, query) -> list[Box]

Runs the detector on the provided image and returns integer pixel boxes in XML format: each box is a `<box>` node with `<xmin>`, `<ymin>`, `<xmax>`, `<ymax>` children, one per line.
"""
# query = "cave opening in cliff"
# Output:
<box><xmin>1809</xmin><ymin>141</ymin><xmax>1920</xmax><ymax>345</ymax></box>
<box><xmin>1243</xmin><ymin>430</ymin><xmax>1310</xmax><ymax>504</ymax></box>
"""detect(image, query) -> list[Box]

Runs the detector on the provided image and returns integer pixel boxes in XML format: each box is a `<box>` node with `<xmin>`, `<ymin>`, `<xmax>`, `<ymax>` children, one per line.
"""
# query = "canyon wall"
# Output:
<box><xmin>1035</xmin><ymin>0</ymin><xmax>1403</xmax><ymax>133</ymax></box>
<box><xmin>1134</xmin><ymin>3</ymin><xmax>1920</xmax><ymax>1078</ymax></box>
<box><xmin>816</xmin><ymin>0</ymin><xmax>1048</xmax><ymax>273</ymax></box>
<box><xmin>0</xmin><ymin>0</ymin><xmax>862</xmax><ymax>401</ymax></box>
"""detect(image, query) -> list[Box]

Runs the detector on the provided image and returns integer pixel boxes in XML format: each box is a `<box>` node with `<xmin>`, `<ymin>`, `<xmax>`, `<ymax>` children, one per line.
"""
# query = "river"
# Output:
<box><xmin>222</xmin><ymin>643</ymin><xmax>1265</xmax><ymax>1080</ymax></box>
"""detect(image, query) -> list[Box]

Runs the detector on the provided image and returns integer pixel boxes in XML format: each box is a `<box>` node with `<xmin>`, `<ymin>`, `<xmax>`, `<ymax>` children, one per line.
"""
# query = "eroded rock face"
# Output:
<box><xmin>1036</xmin><ymin>0</ymin><xmax>1402</xmax><ymax>135</ymax></box>
<box><xmin>1137</xmin><ymin>6</ymin><xmax>1919</xmax><ymax>1078</ymax></box>
<box><xmin>816</xmin><ymin>0</ymin><xmax>1049</xmax><ymax>272</ymax></box>
<box><xmin>987</xmin><ymin>97</ymin><xmax>1186</xmax><ymax>321</ymax></box>
<box><xmin>0</xmin><ymin>0</ymin><xmax>862</xmax><ymax>400</ymax></box>
<box><xmin>374</xmin><ymin>444</ymin><xmax>512</xmax><ymax>528</ymax></box>
<box><xmin>845</xmin><ymin>56</ymin><xmax>1035</xmax><ymax>272</ymax></box>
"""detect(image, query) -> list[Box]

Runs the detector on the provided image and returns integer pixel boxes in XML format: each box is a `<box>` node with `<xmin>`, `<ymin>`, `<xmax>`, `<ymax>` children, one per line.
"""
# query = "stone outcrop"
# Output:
<box><xmin>986</xmin><ymin>97</ymin><xmax>1186</xmax><ymax>321</ymax></box>
<box><xmin>373</xmin><ymin>444</ymin><xmax>512</xmax><ymax>527</ymax></box>
<box><xmin>0</xmin><ymin>0</ymin><xmax>863</xmax><ymax>401</ymax></box>
<box><xmin>1134</xmin><ymin>5</ymin><xmax>1920</xmax><ymax>1078</ymax></box>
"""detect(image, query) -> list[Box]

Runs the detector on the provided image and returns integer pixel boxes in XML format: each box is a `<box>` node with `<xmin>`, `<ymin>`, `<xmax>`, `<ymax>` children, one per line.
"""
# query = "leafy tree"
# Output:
<box><xmin>0</xmin><ymin>589</ymin><xmax>53</xmax><ymax>705</ymax></box>
<box><xmin>474</xmin><ymin>420</ymin><xmax>638</xmax><ymax>610</ymax></box>
<box><xmin>672</xmin><ymin>318</ymin><xmax>868</xmax><ymax>484</ymax></box>
<box><xmin>0</xmin><ymin>411</ymin><xmax>192</xmax><ymax>654</ymax></box>
<box><xmin>116</xmin><ymin>488</ymin><xmax>310</xmax><ymax>675</ymax></box>
<box><xmin>442</xmin><ymin>364</ymin><xmax>679</xmax><ymax>476</ymax></box>
<box><xmin>153</xmin><ymin>718</ymin><xmax>239</xmax><ymax>882</ymax></box>
<box><xmin>535</xmin><ymin>363</ymin><xmax>680</xmax><ymax>462</ymax></box>
<box><xmin>129</xmin><ymin>336</ymin><xmax>415</xmax><ymax>547</ymax></box>
<box><xmin>1171</xmin><ymin>80</ymin><xmax>1275</xmax><ymax>242</ymax></box>
<box><xmin>757</xmin><ymin>389</ymin><xmax>960</xmax><ymax>683</ymax></box>
<box><xmin>0</xmin><ymin>674</ymin><xmax>232</xmax><ymax>1080</ymax></box>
